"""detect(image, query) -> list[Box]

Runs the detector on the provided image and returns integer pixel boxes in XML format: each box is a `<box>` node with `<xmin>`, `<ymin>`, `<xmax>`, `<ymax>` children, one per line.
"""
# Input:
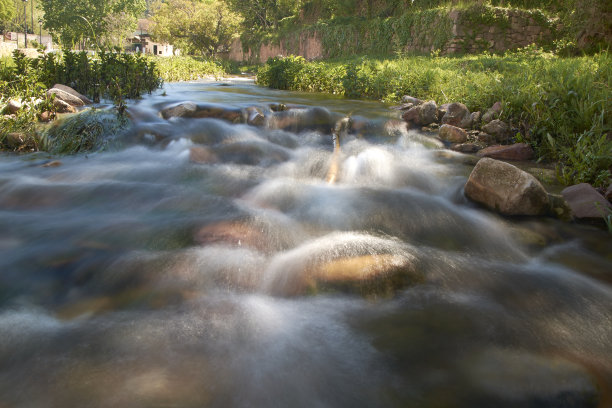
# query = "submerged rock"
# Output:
<box><xmin>561</xmin><ymin>183</ymin><xmax>612</xmax><ymax>220</ymax></box>
<box><xmin>160</xmin><ymin>101</ymin><xmax>242</xmax><ymax>123</ymax></box>
<box><xmin>464</xmin><ymin>158</ymin><xmax>550</xmax><ymax>216</ymax></box>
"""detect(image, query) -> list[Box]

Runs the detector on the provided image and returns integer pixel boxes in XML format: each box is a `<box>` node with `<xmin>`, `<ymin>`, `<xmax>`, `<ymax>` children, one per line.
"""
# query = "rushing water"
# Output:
<box><xmin>1</xmin><ymin>79</ymin><xmax>611</xmax><ymax>408</ymax></box>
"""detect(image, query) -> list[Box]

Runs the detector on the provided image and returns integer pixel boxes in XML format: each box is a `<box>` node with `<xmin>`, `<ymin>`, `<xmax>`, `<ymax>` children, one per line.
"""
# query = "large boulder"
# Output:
<box><xmin>418</xmin><ymin>100</ymin><xmax>438</xmax><ymax>126</ymax></box>
<box><xmin>439</xmin><ymin>124</ymin><xmax>468</xmax><ymax>143</ymax></box>
<box><xmin>561</xmin><ymin>183</ymin><xmax>612</xmax><ymax>220</ymax></box>
<box><xmin>465</xmin><ymin>158</ymin><xmax>550</xmax><ymax>215</ymax></box>
<box><xmin>441</xmin><ymin>102</ymin><xmax>472</xmax><ymax>129</ymax></box>
<box><xmin>477</xmin><ymin>143</ymin><xmax>534</xmax><ymax>161</ymax></box>
<box><xmin>482</xmin><ymin>119</ymin><xmax>511</xmax><ymax>142</ymax></box>
<box><xmin>47</xmin><ymin>84</ymin><xmax>92</xmax><ymax>107</ymax></box>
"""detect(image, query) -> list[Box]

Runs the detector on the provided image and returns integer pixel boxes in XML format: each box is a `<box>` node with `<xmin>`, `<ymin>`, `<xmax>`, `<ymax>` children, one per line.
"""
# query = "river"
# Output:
<box><xmin>0</xmin><ymin>79</ymin><xmax>611</xmax><ymax>407</ymax></box>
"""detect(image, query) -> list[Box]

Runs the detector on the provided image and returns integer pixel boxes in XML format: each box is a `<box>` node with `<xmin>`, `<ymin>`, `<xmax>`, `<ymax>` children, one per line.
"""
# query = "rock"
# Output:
<box><xmin>470</xmin><ymin>111</ymin><xmax>481</xmax><ymax>128</ymax></box>
<box><xmin>476</xmin><ymin>132</ymin><xmax>495</xmax><ymax>144</ymax></box>
<box><xmin>418</xmin><ymin>100</ymin><xmax>438</xmax><ymax>126</ymax></box>
<box><xmin>189</xmin><ymin>146</ymin><xmax>218</xmax><ymax>164</ymax></box>
<box><xmin>160</xmin><ymin>101</ymin><xmax>242</xmax><ymax>123</ymax></box>
<box><xmin>3</xmin><ymin>132</ymin><xmax>26</xmax><ymax>148</ymax></box>
<box><xmin>51</xmin><ymin>84</ymin><xmax>93</xmax><ymax>104</ymax></box>
<box><xmin>606</xmin><ymin>184</ymin><xmax>612</xmax><ymax>202</ymax></box>
<box><xmin>269</xmin><ymin>103</ymin><xmax>288</xmax><ymax>112</ymax></box>
<box><xmin>7</xmin><ymin>99</ymin><xmax>22</xmax><ymax>114</ymax></box>
<box><xmin>441</xmin><ymin>102</ymin><xmax>472</xmax><ymax>129</ymax></box>
<box><xmin>391</xmin><ymin>103</ymin><xmax>414</xmax><ymax>111</ymax></box>
<box><xmin>245</xmin><ymin>107</ymin><xmax>265</xmax><ymax>126</ymax></box>
<box><xmin>482</xmin><ymin>119</ymin><xmax>511</xmax><ymax>142</ymax></box>
<box><xmin>477</xmin><ymin>143</ymin><xmax>534</xmax><ymax>161</ymax></box>
<box><xmin>401</xmin><ymin>95</ymin><xmax>423</xmax><ymax>105</ymax></box>
<box><xmin>451</xmin><ymin>143</ymin><xmax>480</xmax><ymax>153</ymax></box>
<box><xmin>561</xmin><ymin>183</ymin><xmax>612</xmax><ymax>220</ymax></box>
<box><xmin>38</xmin><ymin>111</ymin><xmax>54</xmax><ymax>122</ymax></box>
<box><xmin>464</xmin><ymin>158</ymin><xmax>550</xmax><ymax>216</ymax></box>
<box><xmin>482</xmin><ymin>101</ymin><xmax>502</xmax><ymax>124</ymax></box>
<box><xmin>47</xmin><ymin>86</ymin><xmax>89</xmax><ymax>107</ymax></box>
<box><xmin>402</xmin><ymin>106</ymin><xmax>420</xmax><ymax>124</ymax></box>
<box><xmin>439</xmin><ymin>124</ymin><xmax>468</xmax><ymax>143</ymax></box>
<box><xmin>53</xmin><ymin>98</ymin><xmax>77</xmax><ymax>113</ymax></box>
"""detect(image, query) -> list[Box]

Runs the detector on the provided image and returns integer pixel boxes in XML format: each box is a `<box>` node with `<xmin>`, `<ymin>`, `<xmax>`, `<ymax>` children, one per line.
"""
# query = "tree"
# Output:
<box><xmin>150</xmin><ymin>0</ymin><xmax>242</xmax><ymax>56</ymax></box>
<box><xmin>0</xmin><ymin>0</ymin><xmax>16</xmax><ymax>27</ymax></box>
<box><xmin>226</xmin><ymin>0</ymin><xmax>301</xmax><ymax>29</ymax></box>
<box><xmin>40</xmin><ymin>0</ymin><xmax>146</xmax><ymax>48</ymax></box>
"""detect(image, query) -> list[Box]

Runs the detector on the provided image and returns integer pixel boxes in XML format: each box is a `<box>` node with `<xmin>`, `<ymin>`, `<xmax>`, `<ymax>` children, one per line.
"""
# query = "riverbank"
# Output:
<box><xmin>256</xmin><ymin>49</ymin><xmax>612</xmax><ymax>188</ymax></box>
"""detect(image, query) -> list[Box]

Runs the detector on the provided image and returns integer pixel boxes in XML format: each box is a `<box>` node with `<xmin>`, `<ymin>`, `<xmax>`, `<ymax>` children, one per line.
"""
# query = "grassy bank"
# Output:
<box><xmin>257</xmin><ymin>48</ymin><xmax>612</xmax><ymax>187</ymax></box>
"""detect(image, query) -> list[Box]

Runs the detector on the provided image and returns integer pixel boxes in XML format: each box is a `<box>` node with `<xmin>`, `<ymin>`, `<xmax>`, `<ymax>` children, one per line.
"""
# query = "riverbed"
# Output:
<box><xmin>0</xmin><ymin>78</ymin><xmax>610</xmax><ymax>407</ymax></box>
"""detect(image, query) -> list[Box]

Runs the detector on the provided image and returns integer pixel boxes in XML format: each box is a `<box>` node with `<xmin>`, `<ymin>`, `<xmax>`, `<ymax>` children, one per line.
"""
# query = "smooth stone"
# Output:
<box><xmin>465</xmin><ymin>158</ymin><xmax>550</xmax><ymax>216</ymax></box>
<box><xmin>482</xmin><ymin>119</ymin><xmax>511</xmax><ymax>142</ymax></box>
<box><xmin>561</xmin><ymin>183</ymin><xmax>612</xmax><ymax>219</ymax></box>
<box><xmin>189</xmin><ymin>146</ymin><xmax>218</xmax><ymax>164</ymax></box>
<box><xmin>53</xmin><ymin>98</ymin><xmax>77</xmax><ymax>113</ymax></box>
<box><xmin>7</xmin><ymin>99</ymin><xmax>22</xmax><ymax>114</ymax></box>
<box><xmin>50</xmin><ymin>84</ymin><xmax>93</xmax><ymax>104</ymax></box>
<box><xmin>245</xmin><ymin>107</ymin><xmax>265</xmax><ymax>126</ymax></box>
<box><xmin>482</xmin><ymin>101</ymin><xmax>502</xmax><ymax>124</ymax></box>
<box><xmin>451</xmin><ymin>143</ymin><xmax>480</xmax><ymax>153</ymax></box>
<box><xmin>478</xmin><ymin>143</ymin><xmax>534</xmax><ymax>161</ymax></box>
<box><xmin>47</xmin><ymin>87</ymin><xmax>88</xmax><ymax>107</ymax></box>
<box><xmin>160</xmin><ymin>101</ymin><xmax>242</xmax><ymax>122</ymax></box>
<box><xmin>441</xmin><ymin>102</ymin><xmax>472</xmax><ymax>129</ymax></box>
<box><xmin>401</xmin><ymin>95</ymin><xmax>423</xmax><ymax>105</ymax></box>
<box><xmin>439</xmin><ymin>124</ymin><xmax>468</xmax><ymax>143</ymax></box>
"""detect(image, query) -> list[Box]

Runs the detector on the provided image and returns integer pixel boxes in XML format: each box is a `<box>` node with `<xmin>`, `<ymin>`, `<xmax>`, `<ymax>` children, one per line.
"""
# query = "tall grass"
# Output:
<box><xmin>154</xmin><ymin>56</ymin><xmax>226</xmax><ymax>82</ymax></box>
<box><xmin>257</xmin><ymin>48</ymin><xmax>612</xmax><ymax>186</ymax></box>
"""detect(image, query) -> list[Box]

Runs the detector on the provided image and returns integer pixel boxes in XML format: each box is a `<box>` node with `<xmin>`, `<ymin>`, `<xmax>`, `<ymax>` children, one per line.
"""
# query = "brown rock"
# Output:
<box><xmin>482</xmin><ymin>101</ymin><xmax>502</xmax><ymax>124</ymax></box>
<box><xmin>38</xmin><ymin>111</ymin><xmax>54</xmax><ymax>122</ymax></box>
<box><xmin>402</xmin><ymin>106</ymin><xmax>420</xmax><ymax>124</ymax></box>
<box><xmin>4</xmin><ymin>132</ymin><xmax>26</xmax><ymax>148</ymax></box>
<box><xmin>160</xmin><ymin>101</ymin><xmax>242</xmax><ymax>123</ymax></box>
<box><xmin>606</xmin><ymin>184</ymin><xmax>612</xmax><ymax>202</ymax></box>
<box><xmin>451</xmin><ymin>143</ymin><xmax>480</xmax><ymax>153</ymax></box>
<box><xmin>470</xmin><ymin>111</ymin><xmax>481</xmax><ymax>128</ymax></box>
<box><xmin>478</xmin><ymin>143</ymin><xmax>534</xmax><ymax>161</ymax></box>
<box><xmin>245</xmin><ymin>107</ymin><xmax>265</xmax><ymax>126</ymax></box>
<box><xmin>439</xmin><ymin>124</ymin><xmax>468</xmax><ymax>143</ymax></box>
<box><xmin>441</xmin><ymin>102</ymin><xmax>472</xmax><ymax>129</ymax></box>
<box><xmin>47</xmin><ymin>87</ymin><xmax>88</xmax><ymax>107</ymax></box>
<box><xmin>482</xmin><ymin>119</ymin><xmax>511</xmax><ymax>142</ymax></box>
<box><xmin>391</xmin><ymin>103</ymin><xmax>414</xmax><ymax>111</ymax></box>
<box><xmin>477</xmin><ymin>132</ymin><xmax>495</xmax><ymax>144</ymax></box>
<box><xmin>418</xmin><ymin>100</ymin><xmax>438</xmax><ymax>126</ymax></box>
<box><xmin>561</xmin><ymin>183</ymin><xmax>612</xmax><ymax>220</ymax></box>
<box><xmin>464</xmin><ymin>158</ymin><xmax>550</xmax><ymax>216</ymax></box>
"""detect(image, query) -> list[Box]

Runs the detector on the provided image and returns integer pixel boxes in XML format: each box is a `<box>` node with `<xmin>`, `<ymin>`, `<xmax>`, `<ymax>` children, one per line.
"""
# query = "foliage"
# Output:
<box><xmin>0</xmin><ymin>0</ymin><xmax>15</xmax><ymax>24</ymax></box>
<box><xmin>39</xmin><ymin>0</ymin><xmax>145</xmax><ymax>49</ymax></box>
<box><xmin>150</xmin><ymin>0</ymin><xmax>242</xmax><ymax>56</ymax></box>
<box><xmin>154</xmin><ymin>55</ymin><xmax>226</xmax><ymax>82</ymax></box>
<box><xmin>257</xmin><ymin>49</ymin><xmax>612</xmax><ymax>187</ymax></box>
<box><xmin>227</xmin><ymin>0</ymin><xmax>301</xmax><ymax>30</ymax></box>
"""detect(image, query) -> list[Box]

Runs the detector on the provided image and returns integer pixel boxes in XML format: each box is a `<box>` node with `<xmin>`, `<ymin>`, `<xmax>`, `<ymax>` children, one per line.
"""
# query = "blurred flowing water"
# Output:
<box><xmin>0</xmin><ymin>79</ymin><xmax>611</xmax><ymax>408</ymax></box>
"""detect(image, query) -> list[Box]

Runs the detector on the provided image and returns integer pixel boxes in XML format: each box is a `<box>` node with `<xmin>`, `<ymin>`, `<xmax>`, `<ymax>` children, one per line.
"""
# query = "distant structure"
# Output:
<box><xmin>127</xmin><ymin>19</ymin><xmax>179</xmax><ymax>56</ymax></box>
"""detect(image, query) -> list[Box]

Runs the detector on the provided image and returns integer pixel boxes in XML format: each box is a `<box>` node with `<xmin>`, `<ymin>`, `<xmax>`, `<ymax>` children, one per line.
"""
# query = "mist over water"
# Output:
<box><xmin>0</xmin><ymin>79</ymin><xmax>611</xmax><ymax>407</ymax></box>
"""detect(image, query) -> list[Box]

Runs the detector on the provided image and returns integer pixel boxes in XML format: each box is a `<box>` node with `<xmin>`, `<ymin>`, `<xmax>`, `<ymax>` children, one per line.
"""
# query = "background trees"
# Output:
<box><xmin>39</xmin><ymin>0</ymin><xmax>146</xmax><ymax>48</ymax></box>
<box><xmin>150</xmin><ymin>0</ymin><xmax>242</xmax><ymax>56</ymax></box>
<box><xmin>0</xmin><ymin>0</ymin><xmax>16</xmax><ymax>28</ymax></box>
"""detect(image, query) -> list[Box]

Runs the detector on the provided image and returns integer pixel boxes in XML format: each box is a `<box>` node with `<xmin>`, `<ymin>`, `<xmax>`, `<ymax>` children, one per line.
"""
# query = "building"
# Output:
<box><xmin>127</xmin><ymin>19</ymin><xmax>179</xmax><ymax>56</ymax></box>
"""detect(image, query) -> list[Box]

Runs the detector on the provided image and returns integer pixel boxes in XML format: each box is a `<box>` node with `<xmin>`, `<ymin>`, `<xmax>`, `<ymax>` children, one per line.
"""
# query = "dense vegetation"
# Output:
<box><xmin>257</xmin><ymin>49</ymin><xmax>612</xmax><ymax>187</ymax></box>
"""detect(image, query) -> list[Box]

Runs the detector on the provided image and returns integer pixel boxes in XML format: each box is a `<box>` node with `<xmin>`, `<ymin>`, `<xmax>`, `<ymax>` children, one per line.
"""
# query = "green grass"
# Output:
<box><xmin>257</xmin><ymin>48</ymin><xmax>612</xmax><ymax>187</ymax></box>
<box><xmin>153</xmin><ymin>56</ymin><xmax>227</xmax><ymax>82</ymax></box>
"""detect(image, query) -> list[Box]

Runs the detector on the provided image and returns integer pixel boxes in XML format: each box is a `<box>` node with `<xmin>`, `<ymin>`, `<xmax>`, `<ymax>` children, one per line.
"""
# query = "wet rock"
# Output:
<box><xmin>41</xmin><ymin>160</ymin><xmax>63</xmax><ymax>168</ymax></box>
<box><xmin>478</xmin><ymin>143</ymin><xmax>534</xmax><ymax>161</ymax></box>
<box><xmin>465</xmin><ymin>158</ymin><xmax>550</xmax><ymax>216</ymax></box>
<box><xmin>441</xmin><ymin>102</ymin><xmax>472</xmax><ymax>129</ymax></box>
<box><xmin>160</xmin><ymin>101</ymin><xmax>242</xmax><ymax>123</ymax></box>
<box><xmin>189</xmin><ymin>146</ymin><xmax>218</xmax><ymax>164</ymax></box>
<box><xmin>7</xmin><ymin>99</ymin><xmax>22</xmax><ymax>114</ymax></box>
<box><xmin>38</xmin><ymin>111</ymin><xmax>54</xmax><ymax>122</ymax></box>
<box><xmin>418</xmin><ymin>100</ymin><xmax>438</xmax><ymax>126</ymax></box>
<box><xmin>561</xmin><ymin>183</ymin><xmax>612</xmax><ymax>220</ymax></box>
<box><xmin>194</xmin><ymin>221</ymin><xmax>268</xmax><ymax>251</ymax></box>
<box><xmin>267</xmin><ymin>107</ymin><xmax>336</xmax><ymax>133</ymax></box>
<box><xmin>53</xmin><ymin>98</ymin><xmax>77</xmax><ymax>114</ymax></box>
<box><xmin>401</xmin><ymin>95</ymin><xmax>423</xmax><ymax>105</ymax></box>
<box><xmin>269</xmin><ymin>103</ymin><xmax>288</xmax><ymax>112</ymax></box>
<box><xmin>391</xmin><ymin>102</ymin><xmax>414</xmax><ymax>111</ymax></box>
<box><xmin>47</xmin><ymin>84</ymin><xmax>91</xmax><ymax>107</ymax></box>
<box><xmin>3</xmin><ymin>132</ymin><xmax>26</xmax><ymax>148</ymax></box>
<box><xmin>402</xmin><ymin>106</ymin><xmax>420</xmax><ymax>125</ymax></box>
<box><xmin>439</xmin><ymin>124</ymin><xmax>468</xmax><ymax>143</ymax></box>
<box><xmin>451</xmin><ymin>143</ymin><xmax>480</xmax><ymax>153</ymax></box>
<box><xmin>482</xmin><ymin>119</ymin><xmax>511</xmax><ymax>142</ymax></box>
<box><xmin>482</xmin><ymin>101</ymin><xmax>502</xmax><ymax>124</ymax></box>
<box><xmin>245</xmin><ymin>107</ymin><xmax>265</xmax><ymax>126</ymax></box>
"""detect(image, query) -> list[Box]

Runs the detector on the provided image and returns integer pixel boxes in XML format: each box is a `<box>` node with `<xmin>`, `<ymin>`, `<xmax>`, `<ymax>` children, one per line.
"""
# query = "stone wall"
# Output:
<box><xmin>229</xmin><ymin>7</ymin><xmax>554</xmax><ymax>63</ymax></box>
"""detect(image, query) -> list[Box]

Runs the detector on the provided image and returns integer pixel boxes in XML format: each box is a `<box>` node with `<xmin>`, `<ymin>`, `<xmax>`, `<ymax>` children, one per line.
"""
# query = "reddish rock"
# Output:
<box><xmin>439</xmin><ymin>124</ymin><xmax>468</xmax><ymax>143</ymax></box>
<box><xmin>478</xmin><ymin>143</ymin><xmax>534</xmax><ymax>161</ymax></box>
<box><xmin>464</xmin><ymin>158</ymin><xmax>550</xmax><ymax>216</ymax></box>
<box><xmin>402</xmin><ymin>106</ymin><xmax>420</xmax><ymax>124</ymax></box>
<box><xmin>561</xmin><ymin>183</ymin><xmax>612</xmax><ymax>219</ymax></box>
